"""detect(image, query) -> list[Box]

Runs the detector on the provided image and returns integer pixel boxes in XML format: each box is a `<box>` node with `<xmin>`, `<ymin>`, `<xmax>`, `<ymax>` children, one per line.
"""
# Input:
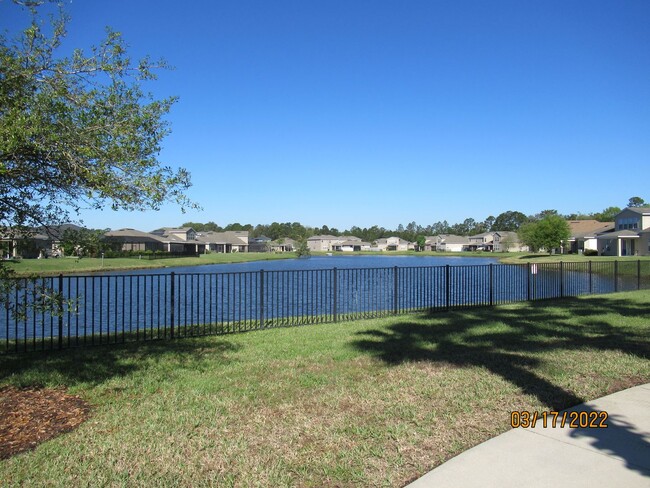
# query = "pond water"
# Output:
<box><xmin>103</xmin><ymin>254</ymin><xmax>500</xmax><ymax>276</ymax></box>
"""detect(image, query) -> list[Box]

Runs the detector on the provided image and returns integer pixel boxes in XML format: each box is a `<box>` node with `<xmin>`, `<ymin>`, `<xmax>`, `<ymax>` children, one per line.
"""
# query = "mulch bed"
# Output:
<box><xmin>0</xmin><ymin>386</ymin><xmax>91</xmax><ymax>460</ymax></box>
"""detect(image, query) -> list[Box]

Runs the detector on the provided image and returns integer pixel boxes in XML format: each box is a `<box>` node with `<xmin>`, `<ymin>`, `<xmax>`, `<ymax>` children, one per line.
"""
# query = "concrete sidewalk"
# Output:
<box><xmin>407</xmin><ymin>383</ymin><xmax>650</xmax><ymax>488</ymax></box>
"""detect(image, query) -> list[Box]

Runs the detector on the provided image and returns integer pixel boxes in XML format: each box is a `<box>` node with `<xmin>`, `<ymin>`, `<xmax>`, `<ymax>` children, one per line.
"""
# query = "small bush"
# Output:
<box><xmin>584</xmin><ymin>249</ymin><xmax>599</xmax><ymax>256</ymax></box>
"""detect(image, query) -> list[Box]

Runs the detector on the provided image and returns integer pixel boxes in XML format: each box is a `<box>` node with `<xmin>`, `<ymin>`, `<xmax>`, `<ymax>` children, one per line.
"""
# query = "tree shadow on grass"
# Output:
<box><xmin>353</xmin><ymin>294</ymin><xmax>650</xmax><ymax>476</ymax></box>
<box><xmin>0</xmin><ymin>337</ymin><xmax>241</xmax><ymax>387</ymax></box>
<box><xmin>353</xmin><ymin>295</ymin><xmax>650</xmax><ymax>410</ymax></box>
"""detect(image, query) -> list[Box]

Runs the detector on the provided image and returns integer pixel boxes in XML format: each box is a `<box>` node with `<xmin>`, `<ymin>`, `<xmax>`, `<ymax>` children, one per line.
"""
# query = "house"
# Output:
<box><xmin>425</xmin><ymin>235</ymin><xmax>469</xmax><ymax>252</ymax></box>
<box><xmin>493</xmin><ymin>231</ymin><xmax>528</xmax><ymax>252</ymax></box>
<box><xmin>562</xmin><ymin>220</ymin><xmax>614</xmax><ymax>254</ymax></box>
<box><xmin>374</xmin><ymin>236</ymin><xmax>413</xmax><ymax>251</ymax></box>
<box><xmin>105</xmin><ymin>228</ymin><xmax>166</xmax><ymax>253</ymax></box>
<box><xmin>436</xmin><ymin>235</ymin><xmax>470</xmax><ymax>252</ymax></box>
<box><xmin>248</xmin><ymin>235</ymin><xmax>272</xmax><ymax>252</ymax></box>
<box><xmin>332</xmin><ymin>237</ymin><xmax>372</xmax><ymax>252</ymax></box>
<box><xmin>307</xmin><ymin>235</ymin><xmax>341</xmax><ymax>252</ymax></box>
<box><xmin>596</xmin><ymin>207</ymin><xmax>650</xmax><ymax>256</ymax></box>
<box><xmin>270</xmin><ymin>238</ymin><xmax>296</xmax><ymax>253</ymax></box>
<box><xmin>467</xmin><ymin>232</ymin><xmax>494</xmax><ymax>252</ymax></box>
<box><xmin>150</xmin><ymin>227</ymin><xmax>204</xmax><ymax>254</ymax></box>
<box><xmin>1</xmin><ymin>224</ymin><xmax>85</xmax><ymax>258</ymax></box>
<box><xmin>196</xmin><ymin>231</ymin><xmax>249</xmax><ymax>253</ymax></box>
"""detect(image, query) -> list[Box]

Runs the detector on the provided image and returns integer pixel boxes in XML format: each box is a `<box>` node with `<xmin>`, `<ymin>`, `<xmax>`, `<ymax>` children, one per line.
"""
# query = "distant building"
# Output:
<box><xmin>596</xmin><ymin>207</ymin><xmax>650</xmax><ymax>256</ymax></box>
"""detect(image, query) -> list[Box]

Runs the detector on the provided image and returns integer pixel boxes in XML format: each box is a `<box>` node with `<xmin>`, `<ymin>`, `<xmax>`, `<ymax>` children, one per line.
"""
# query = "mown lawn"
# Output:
<box><xmin>1</xmin><ymin>290</ymin><xmax>649</xmax><ymax>487</ymax></box>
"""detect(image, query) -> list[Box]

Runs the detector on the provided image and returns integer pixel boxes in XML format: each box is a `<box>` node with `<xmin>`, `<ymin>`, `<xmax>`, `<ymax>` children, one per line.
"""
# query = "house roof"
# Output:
<box><xmin>595</xmin><ymin>230</ymin><xmax>641</xmax><ymax>239</ymax></box>
<box><xmin>196</xmin><ymin>231</ymin><xmax>248</xmax><ymax>246</ymax></box>
<box><xmin>337</xmin><ymin>240</ymin><xmax>371</xmax><ymax>246</ymax></box>
<box><xmin>623</xmin><ymin>206</ymin><xmax>650</xmax><ymax>215</ymax></box>
<box><xmin>440</xmin><ymin>235</ymin><xmax>470</xmax><ymax>244</ymax></box>
<box><xmin>567</xmin><ymin>220</ymin><xmax>614</xmax><ymax>239</ymax></box>
<box><xmin>307</xmin><ymin>235</ymin><xmax>339</xmax><ymax>241</ymax></box>
<box><xmin>105</xmin><ymin>228</ymin><xmax>166</xmax><ymax>243</ymax></box>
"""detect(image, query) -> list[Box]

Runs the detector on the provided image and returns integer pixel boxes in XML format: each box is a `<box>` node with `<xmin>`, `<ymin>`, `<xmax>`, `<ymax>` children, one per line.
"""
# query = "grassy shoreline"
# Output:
<box><xmin>1</xmin><ymin>289</ymin><xmax>649</xmax><ymax>486</ymax></box>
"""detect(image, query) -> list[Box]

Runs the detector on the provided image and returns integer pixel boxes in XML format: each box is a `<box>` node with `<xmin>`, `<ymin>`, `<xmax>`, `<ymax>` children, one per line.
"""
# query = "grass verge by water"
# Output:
<box><xmin>1</xmin><ymin>290</ymin><xmax>649</xmax><ymax>486</ymax></box>
<box><xmin>4</xmin><ymin>252</ymin><xmax>296</xmax><ymax>276</ymax></box>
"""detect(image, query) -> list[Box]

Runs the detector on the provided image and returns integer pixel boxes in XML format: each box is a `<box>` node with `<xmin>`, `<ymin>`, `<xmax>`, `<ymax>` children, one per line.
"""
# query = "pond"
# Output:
<box><xmin>101</xmin><ymin>254</ymin><xmax>500</xmax><ymax>276</ymax></box>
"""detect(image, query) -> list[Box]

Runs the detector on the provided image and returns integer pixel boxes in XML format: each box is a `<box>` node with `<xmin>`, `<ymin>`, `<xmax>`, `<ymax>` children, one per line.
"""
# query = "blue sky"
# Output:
<box><xmin>3</xmin><ymin>1</ymin><xmax>649</xmax><ymax>231</ymax></box>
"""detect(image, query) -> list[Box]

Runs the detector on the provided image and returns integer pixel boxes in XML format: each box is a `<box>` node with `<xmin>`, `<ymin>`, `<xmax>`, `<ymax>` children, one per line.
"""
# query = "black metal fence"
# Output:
<box><xmin>2</xmin><ymin>260</ymin><xmax>649</xmax><ymax>353</ymax></box>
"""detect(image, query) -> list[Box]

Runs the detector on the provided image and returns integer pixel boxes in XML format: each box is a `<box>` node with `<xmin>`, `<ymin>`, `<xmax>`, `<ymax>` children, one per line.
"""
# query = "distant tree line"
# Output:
<box><xmin>181</xmin><ymin>196</ymin><xmax>645</xmax><ymax>245</ymax></box>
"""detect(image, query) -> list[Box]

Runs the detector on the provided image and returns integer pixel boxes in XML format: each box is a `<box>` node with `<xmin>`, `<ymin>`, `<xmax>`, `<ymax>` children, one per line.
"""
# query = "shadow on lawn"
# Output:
<box><xmin>354</xmin><ymin>294</ymin><xmax>650</xmax><ymax>476</ymax></box>
<box><xmin>353</xmin><ymin>295</ymin><xmax>650</xmax><ymax>410</ymax></box>
<box><xmin>0</xmin><ymin>337</ymin><xmax>241</xmax><ymax>387</ymax></box>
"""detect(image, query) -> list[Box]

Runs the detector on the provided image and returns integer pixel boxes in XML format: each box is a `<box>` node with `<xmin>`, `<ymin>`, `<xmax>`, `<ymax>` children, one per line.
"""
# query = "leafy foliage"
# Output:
<box><xmin>518</xmin><ymin>215</ymin><xmax>570</xmax><ymax>254</ymax></box>
<box><xmin>0</xmin><ymin>1</ymin><xmax>197</xmax><ymax>236</ymax></box>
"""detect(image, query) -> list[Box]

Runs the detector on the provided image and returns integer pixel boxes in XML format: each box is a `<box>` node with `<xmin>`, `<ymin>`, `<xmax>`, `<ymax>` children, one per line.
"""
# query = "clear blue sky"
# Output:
<box><xmin>3</xmin><ymin>1</ymin><xmax>649</xmax><ymax>231</ymax></box>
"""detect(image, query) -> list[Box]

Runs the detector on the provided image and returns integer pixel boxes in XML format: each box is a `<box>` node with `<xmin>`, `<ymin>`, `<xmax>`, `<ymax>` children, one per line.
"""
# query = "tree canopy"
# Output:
<box><xmin>518</xmin><ymin>215</ymin><xmax>570</xmax><ymax>254</ymax></box>
<box><xmin>1</xmin><ymin>1</ymin><xmax>196</xmax><ymax>237</ymax></box>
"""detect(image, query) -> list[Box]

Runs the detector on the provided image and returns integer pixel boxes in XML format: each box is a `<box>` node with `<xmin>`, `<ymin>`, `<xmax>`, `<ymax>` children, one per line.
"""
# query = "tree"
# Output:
<box><xmin>295</xmin><ymin>239</ymin><xmax>311</xmax><ymax>258</ymax></box>
<box><xmin>61</xmin><ymin>227</ymin><xmax>116</xmax><ymax>257</ymax></box>
<box><xmin>592</xmin><ymin>206</ymin><xmax>621</xmax><ymax>222</ymax></box>
<box><xmin>1</xmin><ymin>2</ymin><xmax>197</xmax><ymax>243</ymax></box>
<box><xmin>628</xmin><ymin>196</ymin><xmax>646</xmax><ymax>208</ymax></box>
<box><xmin>415</xmin><ymin>235</ymin><xmax>426</xmax><ymax>251</ymax></box>
<box><xmin>518</xmin><ymin>215</ymin><xmax>570</xmax><ymax>254</ymax></box>
<box><xmin>491</xmin><ymin>211</ymin><xmax>528</xmax><ymax>231</ymax></box>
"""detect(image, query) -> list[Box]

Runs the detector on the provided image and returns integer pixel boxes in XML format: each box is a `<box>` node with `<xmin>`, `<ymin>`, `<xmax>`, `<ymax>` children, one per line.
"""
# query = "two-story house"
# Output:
<box><xmin>596</xmin><ymin>207</ymin><xmax>650</xmax><ymax>256</ymax></box>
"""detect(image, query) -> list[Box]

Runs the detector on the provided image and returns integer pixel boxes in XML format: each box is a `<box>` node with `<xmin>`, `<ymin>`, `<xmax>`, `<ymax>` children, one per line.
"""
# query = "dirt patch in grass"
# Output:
<box><xmin>0</xmin><ymin>386</ymin><xmax>91</xmax><ymax>459</ymax></box>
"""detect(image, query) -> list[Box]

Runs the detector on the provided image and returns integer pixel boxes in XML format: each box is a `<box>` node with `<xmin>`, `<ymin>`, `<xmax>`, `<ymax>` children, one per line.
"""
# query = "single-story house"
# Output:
<box><xmin>248</xmin><ymin>235</ymin><xmax>272</xmax><ymax>252</ymax></box>
<box><xmin>105</xmin><ymin>228</ymin><xmax>166</xmax><ymax>253</ymax></box>
<box><xmin>562</xmin><ymin>220</ymin><xmax>614</xmax><ymax>254</ymax></box>
<box><xmin>196</xmin><ymin>231</ymin><xmax>249</xmax><ymax>253</ymax></box>
<box><xmin>270</xmin><ymin>238</ymin><xmax>296</xmax><ymax>253</ymax></box>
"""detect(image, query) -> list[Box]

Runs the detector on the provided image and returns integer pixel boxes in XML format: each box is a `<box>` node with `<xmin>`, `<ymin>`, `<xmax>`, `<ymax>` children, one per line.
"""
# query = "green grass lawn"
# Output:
<box><xmin>1</xmin><ymin>290</ymin><xmax>650</xmax><ymax>486</ymax></box>
<box><xmin>4</xmin><ymin>252</ymin><xmax>296</xmax><ymax>276</ymax></box>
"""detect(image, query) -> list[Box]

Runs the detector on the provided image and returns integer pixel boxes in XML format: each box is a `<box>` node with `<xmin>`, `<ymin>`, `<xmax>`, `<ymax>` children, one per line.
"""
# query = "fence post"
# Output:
<box><xmin>527</xmin><ymin>262</ymin><xmax>531</xmax><ymax>301</ymax></box>
<box><xmin>170</xmin><ymin>272</ymin><xmax>175</xmax><ymax>339</ymax></box>
<box><xmin>589</xmin><ymin>261</ymin><xmax>593</xmax><ymax>294</ymax></box>
<box><xmin>614</xmin><ymin>261</ymin><xmax>618</xmax><ymax>292</ymax></box>
<box><xmin>638</xmin><ymin>260</ymin><xmax>641</xmax><ymax>290</ymax></box>
<box><xmin>259</xmin><ymin>269</ymin><xmax>265</xmax><ymax>328</ymax></box>
<box><xmin>333</xmin><ymin>268</ymin><xmax>338</xmax><ymax>322</ymax></box>
<box><xmin>559</xmin><ymin>261</ymin><xmax>564</xmax><ymax>298</ymax></box>
<box><xmin>489</xmin><ymin>264</ymin><xmax>494</xmax><ymax>307</ymax></box>
<box><xmin>58</xmin><ymin>274</ymin><xmax>63</xmax><ymax>350</ymax></box>
<box><xmin>445</xmin><ymin>265</ymin><xmax>450</xmax><ymax>311</ymax></box>
<box><xmin>393</xmin><ymin>266</ymin><xmax>399</xmax><ymax>315</ymax></box>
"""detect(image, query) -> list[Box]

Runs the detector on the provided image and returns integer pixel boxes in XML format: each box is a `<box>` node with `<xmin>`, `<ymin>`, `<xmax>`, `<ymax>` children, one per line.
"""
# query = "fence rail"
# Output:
<box><xmin>2</xmin><ymin>260</ymin><xmax>649</xmax><ymax>353</ymax></box>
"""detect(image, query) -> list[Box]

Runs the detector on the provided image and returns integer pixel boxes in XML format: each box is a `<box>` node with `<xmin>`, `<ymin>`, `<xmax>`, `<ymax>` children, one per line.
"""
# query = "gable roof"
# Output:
<box><xmin>567</xmin><ymin>220</ymin><xmax>614</xmax><ymax>238</ymax></box>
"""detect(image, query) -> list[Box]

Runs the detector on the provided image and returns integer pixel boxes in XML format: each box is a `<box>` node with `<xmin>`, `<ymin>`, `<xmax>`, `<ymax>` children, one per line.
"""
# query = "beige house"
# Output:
<box><xmin>270</xmin><ymin>238</ymin><xmax>296</xmax><ymax>253</ymax></box>
<box><xmin>493</xmin><ymin>231</ymin><xmax>528</xmax><ymax>252</ymax></box>
<box><xmin>467</xmin><ymin>232</ymin><xmax>494</xmax><ymax>251</ymax></box>
<box><xmin>563</xmin><ymin>220</ymin><xmax>614</xmax><ymax>254</ymax></box>
<box><xmin>425</xmin><ymin>234</ymin><xmax>468</xmax><ymax>252</ymax></box>
<box><xmin>197</xmin><ymin>231</ymin><xmax>249</xmax><ymax>253</ymax></box>
<box><xmin>596</xmin><ymin>207</ymin><xmax>650</xmax><ymax>256</ymax></box>
<box><xmin>333</xmin><ymin>237</ymin><xmax>372</xmax><ymax>252</ymax></box>
<box><xmin>374</xmin><ymin>236</ymin><xmax>414</xmax><ymax>251</ymax></box>
<box><xmin>307</xmin><ymin>235</ymin><xmax>341</xmax><ymax>252</ymax></box>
